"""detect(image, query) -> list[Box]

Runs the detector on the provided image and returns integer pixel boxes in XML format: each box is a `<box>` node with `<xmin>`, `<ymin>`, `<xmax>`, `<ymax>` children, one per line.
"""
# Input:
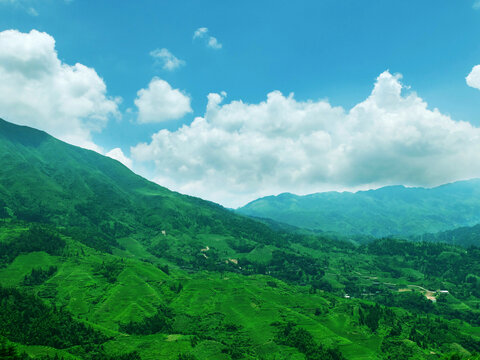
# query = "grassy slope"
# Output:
<box><xmin>0</xmin><ymin>225</ymin><xmax>375</xmax><ymax>359</ymax></box>
<box><xmin>237</xmin><ymin>182</ymin><xmax>480</xmax><ymax>238</ymax></box>
<box><xmin>3</xmin><ymin>221</ymin><xmax>480</xmax><ymax>359</ymax></box>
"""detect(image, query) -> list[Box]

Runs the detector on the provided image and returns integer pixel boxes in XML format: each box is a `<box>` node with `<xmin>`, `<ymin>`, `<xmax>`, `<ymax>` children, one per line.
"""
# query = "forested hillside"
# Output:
<box><xmin>1</xmin><ymin>119</ymin><xmax>480</xmax><ymax>359</ymax></box>
<box><xmin>412</xmin><ymin>224</ymin><xmax>480</xmax><ymax>248</ymax></box>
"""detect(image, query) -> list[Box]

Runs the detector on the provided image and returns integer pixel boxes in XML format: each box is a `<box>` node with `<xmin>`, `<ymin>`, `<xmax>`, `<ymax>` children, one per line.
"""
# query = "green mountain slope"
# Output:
<box><xmin>237</xmin><ymin>182</ymin><xmax>480</xmax><ymax>237</ymax></box>
<box><xmin>2</xmin><ymin>118</ymin><xmax>480</xmax><ymax>359</ymax></box>
<box><xmin>413</xmin><ymin>223</ymin><xmax>480</xmax><ymax>248</ymax></box>
<box><xmin>0</xmin><ymin>118</ymin><xmax>286</xmax><ymax>254</ymax></box>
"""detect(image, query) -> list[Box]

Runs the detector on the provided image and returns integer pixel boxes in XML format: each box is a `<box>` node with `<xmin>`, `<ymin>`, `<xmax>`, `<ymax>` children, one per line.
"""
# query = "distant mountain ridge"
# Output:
<box><xmin>237</xmin><ymin>180</ymin><xmax>480</xmax><ymax>237</ymax></box>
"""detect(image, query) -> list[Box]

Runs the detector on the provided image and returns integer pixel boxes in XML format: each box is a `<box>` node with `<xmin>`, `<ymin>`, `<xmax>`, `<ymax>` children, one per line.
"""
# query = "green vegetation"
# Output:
<box><xmin>0</xmin><ymin>225</ymin><xmax>65</xmax><ymax>265</ymax></box>
<box><xmin>22</xmin><ymin>266</ymin><xmax>57</xmax><ymax>286</ymax></box>
<box><xmin>237</xmin><ymin>182</ymin><xmax>480</xmax><ymax>238</ymax></box>
<box><xmin>0</xmin><ymin>286</ymin><xmax>107</xmax><ymax>349</ymax></box>
<box><xmin>2</xmin><ymin>118</ymin><xmax>480</xmax><ymax>359</ymax></box>
<box><xmin>119</xmin><ymin>305</ymin><xmax>173</xmax><ymax>335</ymax></box>
<box><xmin>413</xmin><ymin>223</ymin><xmax>480</xmax><ymax>248</ymax></box>
<box><xmin>274</xmin><ymin>322</ymin><xmax>346</xmax><ymax>359</ymax></box>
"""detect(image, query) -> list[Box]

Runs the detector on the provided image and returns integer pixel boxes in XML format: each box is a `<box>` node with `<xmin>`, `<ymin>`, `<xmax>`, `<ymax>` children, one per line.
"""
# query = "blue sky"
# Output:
<box><xmin>1</xmin><ymin>0</ymin><xmax>480</xmax><ymax>206</ymax></box>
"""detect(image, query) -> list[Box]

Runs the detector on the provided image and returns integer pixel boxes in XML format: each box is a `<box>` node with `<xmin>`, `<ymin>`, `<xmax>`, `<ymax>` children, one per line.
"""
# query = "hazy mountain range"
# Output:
<box><xmin>238</xmin><ymin>180</ymin><xmax>480</xmax><ymax>237</ymax></box>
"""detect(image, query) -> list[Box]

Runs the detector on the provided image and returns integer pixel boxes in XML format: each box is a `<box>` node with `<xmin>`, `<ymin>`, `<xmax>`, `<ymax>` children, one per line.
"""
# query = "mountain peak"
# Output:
<box><xmin>0</xmin><ymin>118</ymin><xmax>51</xmax><ymax>147</ymax></box>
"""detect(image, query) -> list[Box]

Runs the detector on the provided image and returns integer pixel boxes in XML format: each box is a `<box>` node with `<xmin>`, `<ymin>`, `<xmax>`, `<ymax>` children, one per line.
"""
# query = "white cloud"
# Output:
<box><xmin>466</xmin><ymin>65</ymin><xmax>480</xmax><ymax>89</ymax></box>
<box><xmin>193</xmin><ymin>27</ymin><xmax>222</xmax><ymax>49</ymax></box>
<box><xmin>27</xmin><ymin>7</ymin><xmax>38</xmax><ymax>16</ymax></box>
<box><xmin>474</xmin><ymin>0</ymin><xmax>480</xmax><ymax>9</ymax></box>
<box><xmin>207</xmin><ymin>36</ymin><xmax>222</xmax><ymax>50</ymax></box>
<box><xmin>0</xmin><ymin>29</ymin><xmax>119</xmax><ymax>152</ymax></box>
<box><xmin>134</xmin><ymin>77</ymin><xmax>192</xmax><ymax>123</ymax></box>
<box><xmin>131</xmin><ymin>71</ymin><xmax>480</xmax><ymax>208</ymax></box>
<box><xmin>106</xmin><ymin>148</ymin><xmax>132</xmax><ymax>168</ymax></box>
<box><xmin>193</xmin><ymin>27</ymin><xmax>208</xmax><ymax>39</ymax></box>
<box><xmin>150</xmin><ymin>48</ymin><xmax>185</xmax><ymax>71</ymax></box>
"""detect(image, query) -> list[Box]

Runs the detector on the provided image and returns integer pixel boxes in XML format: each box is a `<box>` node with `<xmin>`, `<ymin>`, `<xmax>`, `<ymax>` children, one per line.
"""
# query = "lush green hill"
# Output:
<box><xmin>0</xmin><ymin>118</ymin><xmax>289</xmax><ymax>254</ymax></box>
<box><xmin>237</xmin><ymin>182</ymin><xmax>480</xmax><ymax>237</ymax></box>
<box><xmin>413</xmin><ymin>223</ymin><xmax>480</xmax><ymax>248</ymax></box>
<box><xmin>2</xmin><ymin>118</ymin><xmax>480</xmax><ymax>359</ymax></box>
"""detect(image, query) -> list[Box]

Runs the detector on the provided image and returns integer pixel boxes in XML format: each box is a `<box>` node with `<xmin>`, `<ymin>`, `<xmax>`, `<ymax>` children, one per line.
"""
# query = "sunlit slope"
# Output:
<box><xmin>0</xmin><ymin>118</ymin><xmax>282</xmax><ymax>251</ymax></box>
<box><xmin>238</xmin><ymin>181</ymin><xmax>480</xmax><ymax>237</ymax></box>
<box><xmin>0</xmin><ymin>229</ymin><xmax>411</xmax><ymax>360</ymax></box>
<box><xmin>0</xmin><ymin>224</ymin><xmax>480</xmax><ymax>360</ymax></box>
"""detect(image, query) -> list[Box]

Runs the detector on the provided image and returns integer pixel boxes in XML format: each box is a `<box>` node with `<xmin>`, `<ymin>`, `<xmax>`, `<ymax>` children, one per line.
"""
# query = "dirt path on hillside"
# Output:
<box><xmin>354</xmin><ymin>271</ymin><xmax>438</xmax><ymax>301</ymax></box>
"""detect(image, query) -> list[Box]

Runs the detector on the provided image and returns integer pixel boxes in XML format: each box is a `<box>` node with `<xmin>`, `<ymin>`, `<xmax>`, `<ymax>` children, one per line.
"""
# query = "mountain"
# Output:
<box><xmin>0</xmin><ymin>117</ymin><xmax>286</xmax><ymax>254</ymax></box>
<box><xmin>237</xmin><ymin>181</ymin><xmax>480</xmax><ymax>237</ymax></box>
<box><xmin>2</xmin><ymin>118</ymin><xmax>480</xmax><ymax>359</ymax></box>
<box><xmin>413</xmin><ymin>223</ymin><xmax>480</xmax><ymax>248</ymax></box>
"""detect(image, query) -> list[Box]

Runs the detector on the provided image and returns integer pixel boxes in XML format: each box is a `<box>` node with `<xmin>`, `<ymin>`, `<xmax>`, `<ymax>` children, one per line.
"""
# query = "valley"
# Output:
<box><xmin>1</xmin><ymin>119</ymin><xmax>480</xmax><ymax>359</ymax></box>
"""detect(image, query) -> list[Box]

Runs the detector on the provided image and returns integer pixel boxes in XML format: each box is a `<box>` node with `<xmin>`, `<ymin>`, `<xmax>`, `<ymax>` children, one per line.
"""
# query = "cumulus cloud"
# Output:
<box><xmin>106</xmin><ymin>148</ymin><xmax>132</xmax><ymax>168</ymax></box>
<box><xmin>134</xmin><ymin>77</ymin><xmax>192</xmax><ymax>123</ymax></box>
<box><xmin>131</xmin><ymin>71</ymin><xmax>480</xmax><ymax>207</ymax></box>
<box><xmin>193</xmin><ymin>27</ymin><xmax>222</xmax><ymax>49</ymax></box>
<box><xmin>150</xmin><ymin>48</ymin><xmax>185</xmax><ymax>71</ymax></box>
<box><xmin>466</xmin><ymin>65</ymin><xmax>480</xmax><ymax>89</ymax></box>
<box><xmin>0</xmin><ymin>29</ymin><xmax>119</xmax><ymax>152</ymax></box>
